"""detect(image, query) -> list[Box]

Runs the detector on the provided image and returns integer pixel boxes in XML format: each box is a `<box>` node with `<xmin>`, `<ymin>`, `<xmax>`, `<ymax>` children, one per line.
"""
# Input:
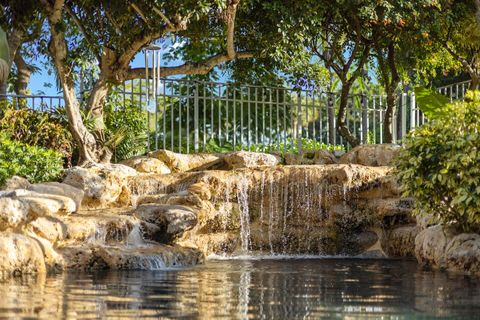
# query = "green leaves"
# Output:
<box><xmin>0</xmin><ymin>133</ymin><xmax>64</xmax><ymax>185</ymax></box>
<box><xmin>414</xmin><ymin>86</ymin><xmax>451</xmax><ymax>119</ymax></box>
<box><xmin>395</xmin><ymin>92</ymin><xmax>480</xmax><ymax>232</ymax></box>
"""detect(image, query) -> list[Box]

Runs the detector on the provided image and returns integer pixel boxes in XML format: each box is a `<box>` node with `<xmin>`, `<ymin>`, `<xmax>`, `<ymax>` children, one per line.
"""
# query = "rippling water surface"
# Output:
<box><xmin>1</xmin><ymin>259</ymin><xmax>479</xmax><ymax>319</ymax></box>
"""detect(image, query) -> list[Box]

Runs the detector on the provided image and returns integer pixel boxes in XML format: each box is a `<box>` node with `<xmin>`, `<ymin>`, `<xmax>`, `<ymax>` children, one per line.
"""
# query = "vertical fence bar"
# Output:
<box><xmin>401</xmin><ymin>93</ymin><xmax>407</xmax><ymax>140</ymax></box>
<box><xmin>240</xmin><ymin>86</ymin><xmax>244</xmax><ymax>150</ymax></box>
<box><xmin>410</xmin><ymin>92</ymin><xmax>416</xmax><ymax>130</ymax></box>
<box><xmin>362</xmin><ymin>95</ymin><xmax>369</xmax><ymax>144</ymax></box>
<box><xmin>248</xmin><ymin>86</ymin><xmax>251</xmax><ymax>150</ymax></box>
<box><xmin>194</xmin><ymin>82</ymin><xmax>199</xmax><ymax>153</ymax></box>
<box><xmin>297</xmin><ymin>92</ymin><xmax>303</xmax><ymax>155</ymax></box>
<box><xmin>328</xmin><ymin>93</ymin><xmax>335</xmax><ymax>145</ymax></box>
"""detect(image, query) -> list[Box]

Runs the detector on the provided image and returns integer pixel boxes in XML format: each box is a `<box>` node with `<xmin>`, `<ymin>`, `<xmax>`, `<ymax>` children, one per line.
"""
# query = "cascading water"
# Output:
<box><xmin>237</xmin><ymin>174</ymin><xmax>251</xmax><ymax>252</ymax></box>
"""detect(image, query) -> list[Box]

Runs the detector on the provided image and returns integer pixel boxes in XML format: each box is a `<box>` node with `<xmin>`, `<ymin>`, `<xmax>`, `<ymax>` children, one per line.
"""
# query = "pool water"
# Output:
<box><xmin>1</xmin><ymin>258</ymin><xmax>479</xmax><ymax>319</ymax></box>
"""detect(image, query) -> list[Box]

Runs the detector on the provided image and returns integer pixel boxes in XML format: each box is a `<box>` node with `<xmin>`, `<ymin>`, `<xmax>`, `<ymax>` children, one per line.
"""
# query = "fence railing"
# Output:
<box><xmin>0</xmin><ymin>94</ymin><xmax>65</xmax><ymax>112</ymax></box>
<box><xmin>1</xmin><ymin>79</ymin><xmax>431</xmax><ymax>154</ymax></box>
<box><xmin>112</xmin><ymin>78</ymin><xmax>427</xmax><ymax>153</ymax></box>
<box><xmin>437</xmin><ymin>80</ymin><xmax>471</xmax><ymax>101</ymax></box>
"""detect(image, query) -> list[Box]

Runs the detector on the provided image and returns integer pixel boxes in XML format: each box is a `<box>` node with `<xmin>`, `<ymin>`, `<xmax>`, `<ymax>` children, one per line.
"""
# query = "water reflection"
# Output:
<box><xmin>0</xmin><ymin>259</ymin><xmax>479</xmax><ymax>319</ymax></box>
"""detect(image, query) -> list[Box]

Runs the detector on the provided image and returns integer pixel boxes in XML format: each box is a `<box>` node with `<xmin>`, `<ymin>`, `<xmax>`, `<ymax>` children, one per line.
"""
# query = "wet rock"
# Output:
<box><xmin>223</xmin><ymin>151</ymin><xmax>280</xmax><ymax>169</ymax></box>
<box><xmin>27</xmin><ymin>217</ymin><xmax>67</xmax><ymax>243</ymax></box>
<box><xmin>445</xmin><ymin>234</ymin><xmax>480</xmax><ymax>275</ymax></box>
<box><xmin>188</xmin><ymin>182</ymin><xmax>212</xmax><ymax>201</ymax></box>
<box><xmin>1</xmin><ymin>176</ymin><xmax>30</xmax><ymax>190</ymax></box>
<box><xmin>28</xmin><ymin>182</ymin><xmax>84</xmax><ymax>211</ymax></box>
<box><xmin>415</xmin><ymin>225</ymin><xmax>456</xmax><ymax>270</ymax></box>
<box><xmin>120</xmin><ymin>156</ymin><xmax>171</xmax><ymax>174</ymax></box>
<box><xmin>383</xmin><ymin>225</ymin><xmax>419</xmax><ymax>257</ymax></box>
<box><xmin>148</xmin><ymin>149</ymin><xmax>221</xmax><ymax>172</ymax></box>
<box><xmin>0</xmin><ymin>232</ymin><xmax>46</xmax><ymax>275</ymax></box>
<box><xmin>0</xmin><ymin>197</ymin><xmax>29</xmax><ymax>230</ymax></box>
<box><xmin>340</xmin><ymin>144</ymin><xmax>401</xmax><ymax>166</ymax></box>
<box><xmin>63</xmin><ymin>164</ymin><xmax>137</xmax><ymax>209</ymax></box>
<box><xmin>134</xmin><ymin>204</ymin><xmax>197</xmax><ymax>242</ymax></box>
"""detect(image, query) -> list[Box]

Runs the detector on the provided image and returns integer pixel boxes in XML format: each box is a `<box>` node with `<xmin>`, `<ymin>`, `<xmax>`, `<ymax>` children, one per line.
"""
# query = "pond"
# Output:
<box><xmin>1</xmin><ymin>258</ymin><xmax>479</xmax><ymax>319</ymax></box>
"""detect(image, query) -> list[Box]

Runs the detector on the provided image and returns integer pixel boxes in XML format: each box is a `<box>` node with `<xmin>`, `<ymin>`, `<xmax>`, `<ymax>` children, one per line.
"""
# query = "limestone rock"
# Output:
<box><xmin>28</xmin><ymin>182</ymin><xmax>84</xmax><ymax>211</ymax></box>
<box><xmin>134</xmin><ymin>204</ymin><xmax>197</xmax><ymax>242</ymax></box>
<box><xmin>63</xmin><ymin>164</ymin><xmax>137</xmax><ymax>209</ymax></box>
<box><xmin>223</xmin><ymin>151</ymin><xmax>280</xmax><ymax>169</ymax></box>
<box><xmin>17</xmin><ymin>192</ymin><xmax>76</xmax><ymax>217</ymax></box>
<box><xmin>187</xmin><ymin>182</ymin><xmax>211</xmax><ymax>201</ymax></box>
<box><xmin>1</xmin><ymin>176</ymin><xmax>30</xmax><ymax>190</ymax></box>
<box><xmin>28</xmin><ymin>217</ymin><xmax>67</xmax><ymax>243</ymax></box>
<box><xmin>313</xmin><ymin>150</ymin><xmax>337</xmax><ymax>164</ymax></box>
<box><xmin>0</xmin><ymin>197</ymin><xmax>29</xmax><ymax>230</ymax></box>
<box><xmin>0</xmin><ymin>232</ymin><xmax>46</xmax><ymax>275</ymax></box>
<box><xmin>120</xmin><ymin>156</ymin><xmax>171</xmax><ymax>174</ymax></box>
<box><xmin>340</xmin><ymin>144</ymin><xmax>401</xmax><ymax>166</ymax></box>
<box><xmin>383</xmin><ymin>225</ymin><xmax>419</xmax><ymax>257</ymax></box>
<box><xmin>445</xmin><ymin>233</ymin><xmax>480</xmax><ymax>275</ymax></box>
<box><xmin>415</xmin><ymin>225</ymin><xmax>456</xmax><ymax>270</ymax></box>
<box><xmin>148</xmin><ymin>149</ymin><xmax>221</xmax><ymax>172</ymax></box>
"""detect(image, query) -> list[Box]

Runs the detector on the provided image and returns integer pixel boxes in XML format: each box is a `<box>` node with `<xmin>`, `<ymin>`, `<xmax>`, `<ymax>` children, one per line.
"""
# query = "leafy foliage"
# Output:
<box><xmin>395</xmin><ymin>91</ymin><xmax>480</xmax><ymax>232</ymax></box>
<box><xmin>0</xmin><ymin>104</ymin><xmax>73</xmax><ymax>164</ymax></box>
<box><xmin>0</xmin><ymin>133</ymin><xmax>64</xmax><ymax>185</ymax></box>
<box><xmin>414</xmin><ymin>86</ymin><xmax>451</xmax><ymax>119</ymax></box>
<box><xmin>104</xmin><ymin>94</ymin><xmax>148</xmax><ymax>162</ymax></box>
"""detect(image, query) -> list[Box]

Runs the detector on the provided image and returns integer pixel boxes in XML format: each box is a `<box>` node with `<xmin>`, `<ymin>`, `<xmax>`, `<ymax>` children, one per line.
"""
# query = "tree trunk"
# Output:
<box><xmin>86</xmin><ymin>77</ymin><xmax>111</xmax><ymax>144</ymax></box>
<box><xmin>13</xmin><ymin>51</ymin><xmax>31</xmax><ymax>96</ymax></box>
<box><xmin>45</xmin><ymin>2</ymin><xmax>110</xmax><ymax>165</ymax></box>
<box><xmin>470</xmin><ymin>74</ymin><xmax>479</xmax><ymax>90</ymax></box>
<box><xmin>384</xmin><ymin>87</ymin><xmax>396</xmax><ymax>143</ymax></box>
<box><xmin>337</xmin><ymin>82</ymin><xmax>359</xmax><ymax>147</ymax></box>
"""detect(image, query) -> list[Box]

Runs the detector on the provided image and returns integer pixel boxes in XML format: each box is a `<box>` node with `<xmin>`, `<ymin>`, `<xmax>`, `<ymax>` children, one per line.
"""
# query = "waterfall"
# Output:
<box><xmin>237</xmin><ymin>174</ymin><xmax>251</xmax><ymax>253</ymax></box>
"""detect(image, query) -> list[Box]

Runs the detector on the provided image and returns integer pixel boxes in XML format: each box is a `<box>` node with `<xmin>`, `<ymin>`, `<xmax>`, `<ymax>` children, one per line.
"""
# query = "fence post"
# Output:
<box><xmin>328</xmin><ymin>93</ymin><xmax>335</xmax><ymax>145</ymax></box>
<box><xmin>410</xmin><ymin>92</ymin><xmax>416</xmax><ymax>130</ymax></box>
<box><xmin>361</xmin><ymin>94</ymin><xmax>369</xmax><ymax>144</ymax></box>
<box><xmin>401</xmin><ymin>93</ymin><xmax>407</xmax><ymax>140</ymax></box>
<box><xmin>297</xmin><ymin>92</ymin><xmax>303</xmax><ymax>155</ymax></box>
<box><xmin>194</xmin><ymin>82</ymin><xmax>199</xmax><ymax>153</ymax></box>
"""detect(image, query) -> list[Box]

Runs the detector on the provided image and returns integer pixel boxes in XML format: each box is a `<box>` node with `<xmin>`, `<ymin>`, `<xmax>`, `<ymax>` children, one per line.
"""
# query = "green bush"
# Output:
<box><xmin>0</xmin><ymin>105</ymin><xmax>73</xmax><ymax>165</ymax></box>
<box><xmin>395</xmin><ymin>91</ymin><xmax>480</xmax><ymax>232</ymax></box>
<box><xmin>0</xmin><ymin>133</ymin><xmax>64</xmax><ymax>185</ymax></box>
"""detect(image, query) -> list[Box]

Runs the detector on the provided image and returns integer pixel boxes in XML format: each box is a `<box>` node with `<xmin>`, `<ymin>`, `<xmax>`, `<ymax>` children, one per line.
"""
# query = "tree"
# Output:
<box><xmin>35</xmin><ymin>0</ymin><xmax>254</xmax><ymax>165</ymax></box>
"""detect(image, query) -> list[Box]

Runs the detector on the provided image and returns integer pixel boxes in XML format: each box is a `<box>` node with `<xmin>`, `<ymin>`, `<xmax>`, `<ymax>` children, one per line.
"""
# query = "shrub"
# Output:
<box><xmin>395</xmin><ymin>92</ymin><xmax>480</xmax><ymax>232</ymax></box>
<box><xmin>0</xmin><ymin>133</ymin><xmax>64</xmax><ymax>185</ymax></box>
<box><xmin>0</xmin><ymin>105</ymin><xmax>73</xmax><ymax>165</ymax></box>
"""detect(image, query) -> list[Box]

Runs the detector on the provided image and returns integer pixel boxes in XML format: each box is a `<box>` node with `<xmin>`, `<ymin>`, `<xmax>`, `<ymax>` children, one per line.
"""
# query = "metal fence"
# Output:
<box><xmin>437</xmin><ymin>80</ymin><xmax>471</xmax><ymax>101</ymax></box>
<box><xmin>0</xmin><ymin>94</ymin><xmax>65</xmax><ymax>112</ymax></box>
<box><xmin>111</xmin><ymin>78</ymin><xmax>428</xmax><ymax>153</ymax></box>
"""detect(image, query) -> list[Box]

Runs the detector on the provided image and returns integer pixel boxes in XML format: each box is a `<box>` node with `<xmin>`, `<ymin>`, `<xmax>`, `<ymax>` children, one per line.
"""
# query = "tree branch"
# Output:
<box><xmin>125</xmin><ymin>51</ymin><xmax>253</xmax><ymax>80</ymax></box>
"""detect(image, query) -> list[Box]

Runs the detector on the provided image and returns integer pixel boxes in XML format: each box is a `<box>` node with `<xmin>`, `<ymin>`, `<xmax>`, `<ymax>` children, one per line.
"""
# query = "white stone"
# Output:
<box><xmin>340</xmin><ymin>144</ymin><xmax>401</xmax><ymax>166</ymax></box>
<box><xmin>120</xmin><ymin>156</ymin><xmax>171</xmax><ymax>174</ymax></box>
<box><xmin>0</xmin><ymin>197</ymin><xmax>29</xmax><ymax>230</ymax></box>
<box><xmin>0</xmin><ymin>232</ymin><xmax>46</xmax><ymax>275</ymax></box>
<box><xmin>29</xmin><ymin>182</ymin><xmax>84</xmax><ymax>211</ymax></box>
<box><xmin>223</xmin><ymin>151</ymin><xmax>280</xmax><ymax>169</ymax></box>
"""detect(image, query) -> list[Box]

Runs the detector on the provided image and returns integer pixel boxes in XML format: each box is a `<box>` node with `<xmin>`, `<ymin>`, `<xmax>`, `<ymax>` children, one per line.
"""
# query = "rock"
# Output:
<box><xmin>313</xmin><ymin>150</ymin><xmax>337</xmax><ymax>164</ymax></box>
<box><xmin>1</xmin><ymin>176</ymin><xmax>30</xmax><ymax>190</ymax></box>
<box><xmin>333</xmin><ymin>150</ymin><xmax>346</xmax><ymax>158</ymax></box>
<box><xmin>28</xmin><ymin>182</ymin><xmax>84</xmax><ymax>211</ymax></box>
<box><xmin>0</xmin><ymin>197</ymin><xmax>29</xmax><ymax>231</ymax></box>
<box><xmin>28</xmin><ymin>217</ymin><xmax>67</xmax><ymax>243</ymax></box>
<box><xmin>340</xmin><ymin>144</ymin><xmax>401</xmax><ymax>166</ymax></box>
<box><xmin>415</xmin><ymin>225</ymin><xmax>456</xmax><ymax>270</ymax></box>
<box><xmin>223</xmin><ymin>151</ymin><xmax>280</xmax><ymax>169</ymax></box>
<box><xmin>17</xmin><ymin>192</ymin><xmax>76</xmax><ymax>217</ymax></box>
<box><xmin>383</xmin><ymin>225</ymin><xmax>419</xmax><ymax>257</ymax></box>
<box><xmin>63</xmin><ymin>164</ymin><xmax>137</xmax><ymax>209</ymax></box>
<box><xmin>120</xmin><ymin>156</ymin><xmax>171</xmax><ymax>174</ymax></box>
<box><xmin>445</xmin><ymin>233</ymin><xmax>480</xmax><ymax>275</ymax></box>
<box><xmin>0</xmin><ymin>232</ymin><xmax>46</xmax><ymax>275</ymax></box>
<box><xmin>134</xmin><ymin>204</ymin><xmax>197</xmax><ymax>242</ymax></box>
<box><xmin>148</xmin><ymin>149</ymin><xmax>221</xmax><ymax>172</ymax></box>
<box><xmin>187</xmin><ymin>182</ymin><xmax>211</xmax><ymax>201</ymax></box>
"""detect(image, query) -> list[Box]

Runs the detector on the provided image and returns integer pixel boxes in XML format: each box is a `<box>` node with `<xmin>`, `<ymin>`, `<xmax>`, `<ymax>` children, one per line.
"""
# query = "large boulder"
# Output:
<box><xmin>134</xmin><ymin>204</ymin><xmax>198</xmax><ymax>242</ymax></box>
<box><xmin>148</xmin><ymin>149</ymin><xmax>221</xmax><ymax>172</ymax></box>
<box><xmin>340</xmin><ymin>144</ymin><xmax>401</xmax><ymax>166</ymax></box>
<box><xmin>120</xmin><ymin>156</ymin><xmax>171</xmax><ymax>174</ymax></box>
<box><xmin>16</xmin><ymin>192</ymin><xmax>76</xmax><ymax>217</ymax></box>
<box><xmin>223</xmin><ymin>151</ymin><xmax>280</xmax><ymax>169</ymax></box>
<box><xmin>284</xmin><ymin>150</ymin><xmax>336</xmax><ymax>165</ymax></box>
<box><xmin>0</xmin><ymin>232</ymin><xmax>46</xmax><ymax>275</ymax></box>
<box><xmin>28</xmin><ymin>182</ymin><xmax>84</xmax><ymax>211</ymax></box>
<box><xmin>382</xmin><ymin>225</ymin><xmax>419</xmax><ymax>257</ymax></box>
<box><xmin>1</xmin><ymin>176</ymin><xmax>30</xmax><ymax>190</ymax></box>
<box><xmin>415</xmin><ymin>225</ymin><xmax>480</xmax><ymax>275</ymax></box>
<box><xmin>0</xmin><ymin>197</ymin><xmax>29</xmax><ymax>231</ymax></box>
<box><xmin>63</xmin><ymin>164</ymin><xmax>137</xmax><ymax>209</ymax></box>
